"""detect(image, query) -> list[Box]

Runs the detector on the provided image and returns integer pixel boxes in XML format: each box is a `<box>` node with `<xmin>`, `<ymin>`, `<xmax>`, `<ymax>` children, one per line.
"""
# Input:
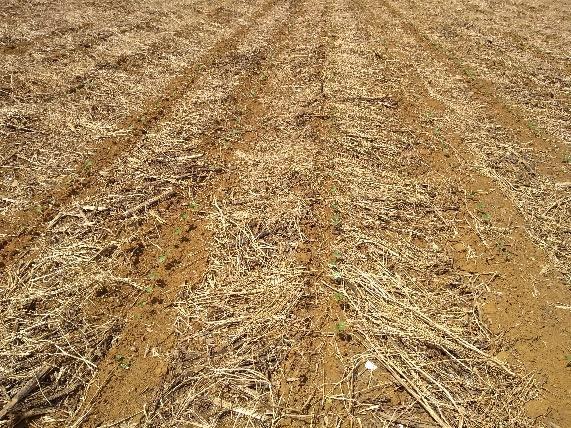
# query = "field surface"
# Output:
<box><xmin>1</xmin><ymin>0</ymin><xmax>570</xmax><ymax>426</ymax></box>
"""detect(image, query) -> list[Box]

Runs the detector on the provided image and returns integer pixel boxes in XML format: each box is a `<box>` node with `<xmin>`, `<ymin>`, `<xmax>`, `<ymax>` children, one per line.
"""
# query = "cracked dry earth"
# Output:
<box><xmin>1</xmin><ymin>0</ymin><xmax>570</xmax><ymax>426</ymax></box>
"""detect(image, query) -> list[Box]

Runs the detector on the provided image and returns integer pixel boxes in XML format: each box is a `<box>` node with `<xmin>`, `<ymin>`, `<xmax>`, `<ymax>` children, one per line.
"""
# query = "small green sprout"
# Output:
<box><xmin>331</xmin><ymin>269</ymin><xmax>342</xmax><ymax>283</ymax></box>
<box><xmin>330</xmin><ymin>203</ymin><xmax>342</xmax><ymax>227</ymax></box>
<box><xmin>332</xmin><ymin>213</ymin><xmax>341</xmax><ymax>226</ymax></box>
<box><xmin>83</xmin><ymin>159</ymin><xmax>93</xmax><ymax>170</ymax></box>
<box><xmin>329</xmin><ymin>252</ymin><xmax>343</xmax><ymax>282</ymax></box>
<box><xmin>476</xmin><ymin>203</ymin><xmax>491</xmax><ymax>223</ymax></box>
<box><xmin>158</xmin><ymin>254</ymin><xmax>167</xmax><ymax>264</ymax></box>
<box><xmin>335</xmin><ymin>321</ymin><xmax>347</xmax><ymax>333</ymax></box>
<box><xmin>174</xmin><ymin>227</ymin><xmax>182</xmax><ymax>236</ymax></box>
<box><xmin>334</xmin><ymin>292</ymin><xmax>346</xmax><ymax>302</ymax></box>
<box><xmin>115</xmin><ymin>355</ymin><xmax>131</xmax><ymax>369</ymax></box>
<box><xmin>463</xmin><ymin>66</ymin><xmax>475</xmax><ymax>78</ymax></box>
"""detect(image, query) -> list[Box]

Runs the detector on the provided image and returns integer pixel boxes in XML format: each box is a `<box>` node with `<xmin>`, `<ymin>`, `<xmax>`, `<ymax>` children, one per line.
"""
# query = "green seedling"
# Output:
<box><xmin>330</xmin><ymin>202</ymin><xmax>342</xmax><ymax>227</ymax></box>
<box><xmin>83</xmin><ymin>159</ymin><xmax>93</xmax><ymax>170</ymax></box>
<box><xmin>330</xmin><ymin>268</ymin><xmax>342</xmax><ymax>283</ymax></box>
<box><xmin>476</xmin><ymin>202</ymin><xmax>491</xmax><ymax>223</ymax></box>
<box><xmin>181</xmin><ymin>203</ymin><xmax>198</xmax><ymax>219</ymax></box>
<box><xmin>495</xmin><ymin>241</ymin><xmax>507</xmax><ymax>252</ymax></box>
<box><xmin>335</xmin><ymin>321</ymin><xmax>346</xmax><ymax>332</ymax></box>
<box><xmin>331</xmin><ymin>212</ymin><xmax>341</xmax><ymax>227</ymax></box>
<box><xmin>144</xmin><ymin>286</ymin><xmax>153</xmax><ymax>294</ymax></box>
<box><xmin>495</xmin><ymin>241</ymin><xmax>512</xmax><ymax>260</ymax></box>
<box><xmin>334</xmin><ymin>292</ymin><xmax>347</xmax><ymax>303</ymax></box>
<box><xmin>463</xmin><ymin>66</ymin><xmax>475</xmax><ymax>78</ymax></box>
<box><xmin>174</xmin><ymin>227</ymin><xmax>182</xmax><ymax>236</ymax></box>
<box><xmin>329</xmin><ymin>252</ymin><xmax>343</xmax><ymax>283</ymax></box>
<box><xmin>335</xmin><ymin>320</ymin><xmax>352</xmax><ymax>341</ymax></box>
<box><xmin>158</xmin><ymin>254</ymin><xmax>167</xmax><ymax>264</ymax></box>
<box><xmin>115</xmin><ymin>354</ymin><xmax>131</xmax><ymax>370</ymax></box>
<box><xmin>335</xmin><ymin>321</ymin><xmax>347</xmax><ymax>333</ymax></box>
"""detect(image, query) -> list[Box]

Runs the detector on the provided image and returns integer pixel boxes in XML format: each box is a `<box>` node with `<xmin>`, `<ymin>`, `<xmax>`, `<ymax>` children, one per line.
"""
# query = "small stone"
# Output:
<box><xmin>364</xmin><ymin>360</ymin><xmax>378</xmax><ymax>371</ymax></box>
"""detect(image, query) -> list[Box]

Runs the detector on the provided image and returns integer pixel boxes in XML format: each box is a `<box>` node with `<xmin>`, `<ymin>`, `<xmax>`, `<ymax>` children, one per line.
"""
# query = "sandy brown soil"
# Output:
<box><xmin>1</xmin><ymin>0</ymin><xmax>570</xmax><ymax>426</ymax></box>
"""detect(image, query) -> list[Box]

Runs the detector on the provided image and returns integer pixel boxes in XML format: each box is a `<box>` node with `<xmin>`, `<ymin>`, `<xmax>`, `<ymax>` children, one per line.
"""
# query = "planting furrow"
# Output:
<box><xmin>143</xmin><ymin>0</ymin><xmax>387</xmax><ymax>425</ymax></box>
<box><xmin>77</xmin><ymin>2</ymin><xmax>298</xmax><ymax>425</ymax></box>
<box><xmin>305</xmin><ymin>0</ymin><xmax>544</xmax><ymax>425</ymax></box>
